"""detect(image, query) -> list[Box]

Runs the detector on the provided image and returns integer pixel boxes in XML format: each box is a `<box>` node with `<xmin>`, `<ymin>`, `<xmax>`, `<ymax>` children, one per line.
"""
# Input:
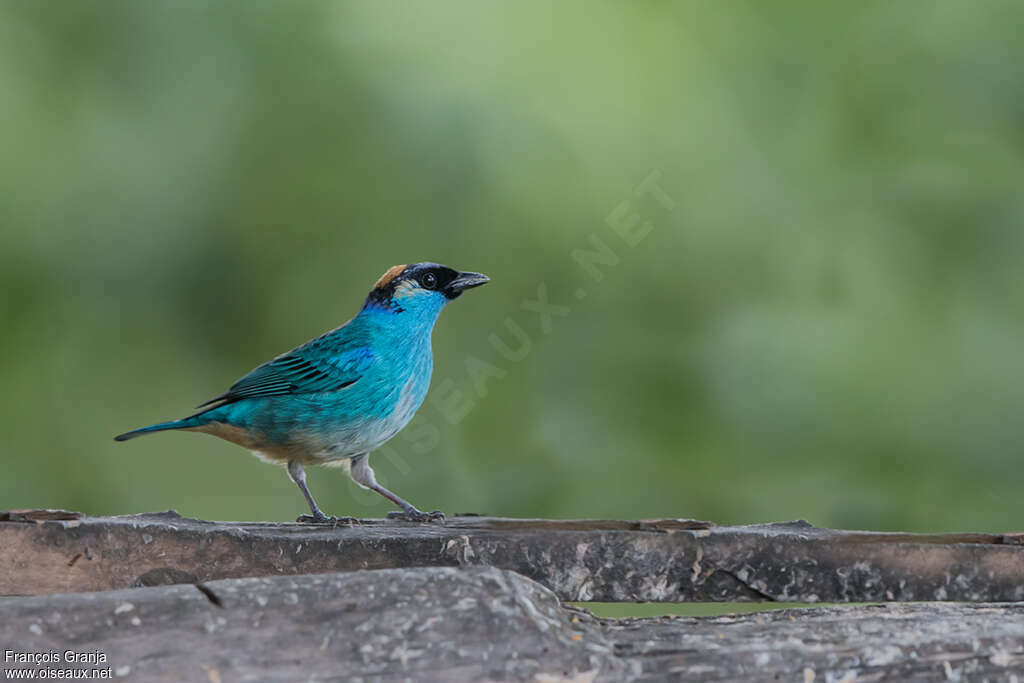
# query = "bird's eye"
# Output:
<box><xmin>420</xmin><ymin>272</ymin><xmax>438</xmax><ymax>290</ymax></box>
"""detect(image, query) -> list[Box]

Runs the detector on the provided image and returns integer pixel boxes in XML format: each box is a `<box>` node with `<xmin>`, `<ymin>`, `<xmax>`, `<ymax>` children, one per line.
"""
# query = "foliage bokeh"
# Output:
<box><xmin>2</xmin><ymin>1</ymin><xmax>1022</xmax><ymax>532</ymax></box>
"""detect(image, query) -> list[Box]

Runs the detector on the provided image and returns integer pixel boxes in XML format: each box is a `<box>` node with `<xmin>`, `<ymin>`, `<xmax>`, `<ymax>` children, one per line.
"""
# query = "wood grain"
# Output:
<box><xmin>3</xmin><ymin>510</ymin><xmax>1023</xmax><ymax>602</ymax></box>
<box><xmin>1</xmin><ymin>566</ymin><xmax>1022</xmax><ymax>682</ymax></box>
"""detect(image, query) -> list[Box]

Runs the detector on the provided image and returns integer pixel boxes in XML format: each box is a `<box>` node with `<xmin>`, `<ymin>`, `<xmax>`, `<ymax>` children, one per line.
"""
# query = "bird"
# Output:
<box><xmin>114</xmin><ymin>262</ymin><xmax>489</xmax><ymax>523</ymax></box>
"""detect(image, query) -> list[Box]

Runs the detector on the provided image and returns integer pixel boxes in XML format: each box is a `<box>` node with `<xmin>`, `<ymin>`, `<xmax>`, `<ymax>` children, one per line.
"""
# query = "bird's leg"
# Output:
<box><xmin>287</xmin><ymin>460</ymin><xmax>357</xmax><ymax>525</ymax></box>
<box><xmin>348</xmin><ymin>454</ymin><xmax>444</xmax><ymax>522</ymax></box>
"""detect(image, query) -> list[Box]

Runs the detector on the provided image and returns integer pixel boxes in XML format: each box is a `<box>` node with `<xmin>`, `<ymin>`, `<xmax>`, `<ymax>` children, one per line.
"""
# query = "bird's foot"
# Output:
<box><xmin>386</xmin><ymin>509</ymin><xmax>445</xmax><ymax>523</ymax></box>
<box><xmin>296</xmin><ymin>513</ymin><xmax>360</xmax><ymax>526</ymax></box>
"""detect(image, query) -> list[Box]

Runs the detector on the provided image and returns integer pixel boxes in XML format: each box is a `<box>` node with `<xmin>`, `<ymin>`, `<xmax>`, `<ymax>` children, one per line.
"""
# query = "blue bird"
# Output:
<box><xmin>115</xmin><ymin>263</ymin><xmax>489</xmax><ymax>523</ymax></box>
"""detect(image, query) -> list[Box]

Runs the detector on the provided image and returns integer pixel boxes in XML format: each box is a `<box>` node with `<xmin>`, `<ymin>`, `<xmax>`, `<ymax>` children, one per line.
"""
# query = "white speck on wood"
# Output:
<box><xmin>865</xmin><ymin>645</ymin><xmax>902</xmax><ymax>667</ymax></box>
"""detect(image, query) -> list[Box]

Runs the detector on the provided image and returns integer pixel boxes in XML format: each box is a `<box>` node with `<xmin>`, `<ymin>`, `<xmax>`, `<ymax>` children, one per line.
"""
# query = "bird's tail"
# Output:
<box><xmin>113</xmin><ymin>415</ymin><xmax>207</xmax><ymax>442</ymax></box>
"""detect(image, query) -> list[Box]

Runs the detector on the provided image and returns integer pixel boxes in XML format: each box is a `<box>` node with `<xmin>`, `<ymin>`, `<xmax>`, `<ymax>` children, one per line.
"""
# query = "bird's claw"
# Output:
<box><xmin>386</xmin><ymin>509</ymin><xmax>445</xmax><ymax>523</ymax></box>
<box><xmin>296</xmin><ymin>513</ymin><xmax>360</xmax><ymax>526</ymax></box>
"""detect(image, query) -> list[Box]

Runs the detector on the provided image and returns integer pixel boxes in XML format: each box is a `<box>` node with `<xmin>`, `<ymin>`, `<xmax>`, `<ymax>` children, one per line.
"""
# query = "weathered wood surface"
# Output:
<box><xmin>3</xmin><ymin>509</ymin><xmax>1023</xmax><ymax>602</ymax></box>
<box><xmin>603</xmin><ymin>601</ymin><xmax>1024</xmax><ymax>681</ymax></box>
<box><xmin>1</xmin><ymin>567</ymin><xmax>1022</xmax><ymax>682</ymax></box>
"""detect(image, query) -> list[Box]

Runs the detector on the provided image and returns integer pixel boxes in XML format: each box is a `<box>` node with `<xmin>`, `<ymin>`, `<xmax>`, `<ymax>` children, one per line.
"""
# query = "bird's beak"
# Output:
<box><xmin>445</xmin><ymin>271</ymin><xmax>490</xmax><ymax>298</ymax></box>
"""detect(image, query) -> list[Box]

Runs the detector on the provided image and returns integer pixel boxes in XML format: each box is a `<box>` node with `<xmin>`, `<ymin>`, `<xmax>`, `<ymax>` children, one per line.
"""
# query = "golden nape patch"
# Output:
<box><xmin>374</xmin><ymin>264</ymin><xmax>407</xmax><ymax>290</ymax></box>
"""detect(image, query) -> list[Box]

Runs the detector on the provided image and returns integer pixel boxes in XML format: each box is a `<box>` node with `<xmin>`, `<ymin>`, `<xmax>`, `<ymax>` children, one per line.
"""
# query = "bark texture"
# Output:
<box><xmin>2</xmin><ymin>510</ymin><xmax>1023</xmax><ymax>603</ymax></box>
<box><xmin>1</xmin><ymin>567</ymin><xmax>1022</xmax><ymax>682</ymax></box>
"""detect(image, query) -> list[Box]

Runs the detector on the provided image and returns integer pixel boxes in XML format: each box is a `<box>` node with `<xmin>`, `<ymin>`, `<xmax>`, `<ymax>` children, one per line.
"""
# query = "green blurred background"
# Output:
<box><xmin>2</xmin><ymin>1</ymin><xmax>1022</xmax><ymax>534</ymax></box>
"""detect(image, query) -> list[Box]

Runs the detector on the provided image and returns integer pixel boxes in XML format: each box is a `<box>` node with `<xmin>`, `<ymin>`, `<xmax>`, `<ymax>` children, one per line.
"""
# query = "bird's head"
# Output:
<box><xmin>362</xmin><ymin>263</ymin><xmax>489</xmax><ymax>317</ymax></box>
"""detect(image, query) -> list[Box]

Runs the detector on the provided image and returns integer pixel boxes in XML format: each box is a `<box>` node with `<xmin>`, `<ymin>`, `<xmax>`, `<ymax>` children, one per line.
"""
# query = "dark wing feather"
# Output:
<box><xmin>197</xmin><ymin>338</ymin><xmax>374</xmax><ymax>408</ymax></box>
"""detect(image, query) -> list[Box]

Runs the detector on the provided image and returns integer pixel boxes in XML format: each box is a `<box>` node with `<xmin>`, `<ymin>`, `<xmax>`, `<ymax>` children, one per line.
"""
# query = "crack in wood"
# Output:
<box><xmin>194</xmin><ymin>583</ymin><xmax>223</xmax><ymax>607</ymax></box>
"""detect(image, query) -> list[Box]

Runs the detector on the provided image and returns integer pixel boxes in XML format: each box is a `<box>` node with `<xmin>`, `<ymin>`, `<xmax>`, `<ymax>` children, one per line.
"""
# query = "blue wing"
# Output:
<box><xmin>196</xmin><ymin>329</ymin><xmax>374</xmax><ymax>408</ymax></box>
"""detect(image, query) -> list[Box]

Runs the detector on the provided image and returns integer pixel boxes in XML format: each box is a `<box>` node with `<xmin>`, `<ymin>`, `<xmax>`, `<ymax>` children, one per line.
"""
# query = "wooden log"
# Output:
<box><xmin>1</xmin><ymin>567</ymin><xmax>1022</xmax><ymax>682</ymax></box>
<box><xmin>601</xmin><ymin>601</ymin><xmax>1024</xmax><ymax>681</ymax></box>
<box><xmin>2</xmin><ymin>509</ymin><xmax>1023</xmax><ymax>602</ymax></box>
